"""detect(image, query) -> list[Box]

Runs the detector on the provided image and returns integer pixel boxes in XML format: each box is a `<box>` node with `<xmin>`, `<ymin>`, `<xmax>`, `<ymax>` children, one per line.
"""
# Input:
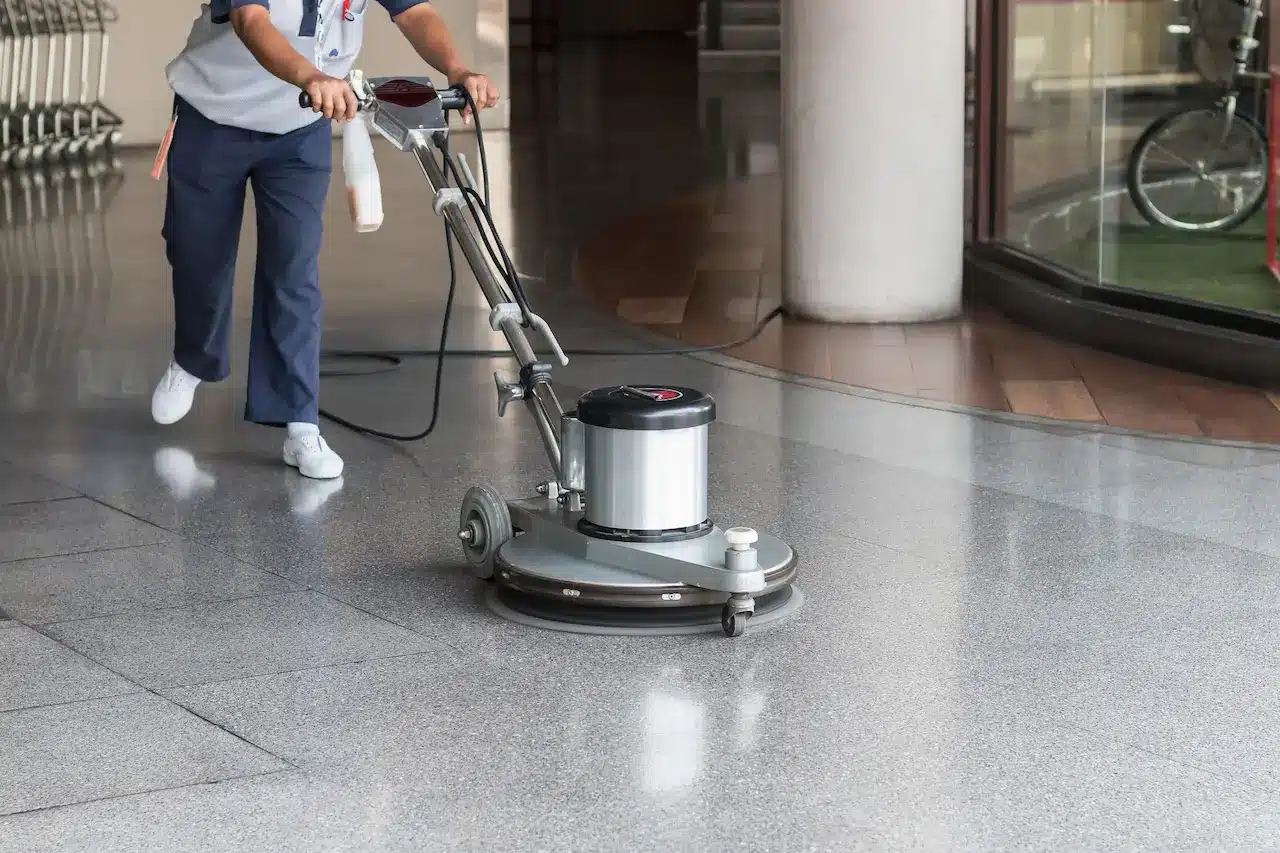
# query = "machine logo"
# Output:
<box><xmin>639</xmin><ymin>388</ymin><xmax>683</xmax><ymax>402</ymax></box>
<box><xmin>373</xmin><ymin>79</ymin><xmax>438</xmax><ymax>108</ymax></box>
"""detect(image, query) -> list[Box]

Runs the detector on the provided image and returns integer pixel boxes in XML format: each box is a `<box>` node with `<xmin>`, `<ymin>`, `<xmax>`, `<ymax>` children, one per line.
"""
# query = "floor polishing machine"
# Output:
<box><xmin>304</xmin><ymin>71</ymin><xmax>799</xmax><ymax>637</ymax></box>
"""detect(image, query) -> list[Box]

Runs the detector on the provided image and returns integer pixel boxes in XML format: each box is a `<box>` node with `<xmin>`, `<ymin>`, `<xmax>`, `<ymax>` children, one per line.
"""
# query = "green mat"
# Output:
<box><xmin>1042</xmin><ymin>213</ymin><xmax>1280</xmax><ymax>314</ymax></box>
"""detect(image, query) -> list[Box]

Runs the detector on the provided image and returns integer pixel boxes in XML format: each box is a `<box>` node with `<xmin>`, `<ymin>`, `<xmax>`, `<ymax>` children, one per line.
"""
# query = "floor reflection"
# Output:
<box><xmin>0</xmin><ymin>154</ymin><xmax>121</xmax><ymax>406</ymax></box>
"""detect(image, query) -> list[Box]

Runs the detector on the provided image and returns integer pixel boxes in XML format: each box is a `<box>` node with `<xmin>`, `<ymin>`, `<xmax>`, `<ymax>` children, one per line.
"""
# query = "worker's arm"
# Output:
<box><xmin>390</xmin><ymin>2</ymin><xmax>499</xmax><ymax>122</ymax></box>
<box><xmin>230</xmin><ymin>2</ymin><xmax>359</xmax><ymax>120</ymax></box>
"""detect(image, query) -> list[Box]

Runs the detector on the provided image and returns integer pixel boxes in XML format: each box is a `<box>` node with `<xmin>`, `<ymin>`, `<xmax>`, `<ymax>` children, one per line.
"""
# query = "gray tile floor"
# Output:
<box><xmin>6</xmin><ymin>44</ymin><xmax>1280</xmax><ymax>851</ymax></box>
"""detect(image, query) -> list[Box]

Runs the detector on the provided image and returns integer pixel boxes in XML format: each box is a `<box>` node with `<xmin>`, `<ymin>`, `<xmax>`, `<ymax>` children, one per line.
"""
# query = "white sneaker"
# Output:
<box><xmin>151</xmin><ymin>361</ymin><xmax>201</xmax><ymax>425</ymax></box>
<box><xmin>283</xmin><ymin>432</ymin><xmax>345</xmax><ymax>480</ymax></box>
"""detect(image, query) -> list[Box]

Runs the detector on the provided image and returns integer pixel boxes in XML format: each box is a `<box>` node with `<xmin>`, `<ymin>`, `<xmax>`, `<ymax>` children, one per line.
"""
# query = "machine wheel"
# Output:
<box><xmin>458</xmin><ymin>485</ymin><xmax>512</xmax><ymax>580</ymax></box>
<box><xmin>721</xmin><ymin>610</ymin><xmax>748</xmax><ymax>637</ymax></box>
<box><xmin>721</xmin><ymin>595</ymin><xmax>755</xmax><ymax>638</ymax></box>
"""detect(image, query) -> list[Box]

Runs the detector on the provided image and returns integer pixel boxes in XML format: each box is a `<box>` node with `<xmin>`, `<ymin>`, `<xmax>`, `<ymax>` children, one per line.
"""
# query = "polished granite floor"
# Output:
<box><xmin>7</xmin><ymin>43</ymin><xmax>1280</xmax><ymax>852</ymax></box>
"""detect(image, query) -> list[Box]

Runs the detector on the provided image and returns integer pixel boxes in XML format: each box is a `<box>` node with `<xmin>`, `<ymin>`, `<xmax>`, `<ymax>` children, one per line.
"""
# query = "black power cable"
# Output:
<box><xmin>317</xmin><ymin>87</ymin><xmax>783</xmax><ymax>442</ymax></box>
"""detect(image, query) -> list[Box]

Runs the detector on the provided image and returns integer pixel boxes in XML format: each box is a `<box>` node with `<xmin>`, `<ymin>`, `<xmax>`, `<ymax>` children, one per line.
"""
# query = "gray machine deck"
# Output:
<box><xmin>495</xmin><ymin>496</ymin><xmax>797</xmax><ymax>608</ymax></box>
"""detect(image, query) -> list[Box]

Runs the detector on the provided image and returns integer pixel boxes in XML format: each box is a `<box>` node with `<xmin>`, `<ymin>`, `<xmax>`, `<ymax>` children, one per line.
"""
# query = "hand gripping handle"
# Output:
<box><xmin>299</xmin><ymin>85</ymin><xmax>468</xmax><ymax>112</ymax></box>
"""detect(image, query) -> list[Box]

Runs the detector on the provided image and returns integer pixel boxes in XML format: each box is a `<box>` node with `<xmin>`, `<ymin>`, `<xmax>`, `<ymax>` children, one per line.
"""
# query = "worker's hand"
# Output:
<box><xmin>447</xmin><ymin>69</ymin><xmax>499</xmax><ymax>125</ymax></box>
<box><xmin>304</xmin><ymin>72</ymin><xmax>360</xmax><ymax>122</ymax></box>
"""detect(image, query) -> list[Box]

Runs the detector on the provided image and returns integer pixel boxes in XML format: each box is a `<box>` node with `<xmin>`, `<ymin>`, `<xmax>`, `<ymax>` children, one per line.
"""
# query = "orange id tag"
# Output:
<box><xmin>151</xmin><ymin>113</ymin><xmax>178</xmax><ymax>180</ymax></box>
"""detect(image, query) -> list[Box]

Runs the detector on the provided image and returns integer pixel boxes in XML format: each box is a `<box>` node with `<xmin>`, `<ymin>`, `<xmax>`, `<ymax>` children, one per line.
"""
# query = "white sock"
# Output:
<box><xmin>287</xmin><ymin>422</ymin><xmax>320</xmax><ymax>440</ymax></box>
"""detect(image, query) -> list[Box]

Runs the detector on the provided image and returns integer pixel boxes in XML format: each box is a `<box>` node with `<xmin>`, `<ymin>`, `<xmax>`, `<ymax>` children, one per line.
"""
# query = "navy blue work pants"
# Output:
<box><xmin>163</xmin><ymin>97</ymin><xmax>331</xmax><ymax>426</ymax></box>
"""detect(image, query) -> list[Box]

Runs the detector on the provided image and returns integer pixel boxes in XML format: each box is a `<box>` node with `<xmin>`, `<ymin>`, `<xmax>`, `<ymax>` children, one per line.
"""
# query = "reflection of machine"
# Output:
<box><xmin>1126</xmin><ymin>0</ymin><xmax>1270</xmax><ymax>233</ymax></box>
<box><xmin>305</xmin><ymin>72</ymin><xmax>800</xmax><ymax>638</ymax></box>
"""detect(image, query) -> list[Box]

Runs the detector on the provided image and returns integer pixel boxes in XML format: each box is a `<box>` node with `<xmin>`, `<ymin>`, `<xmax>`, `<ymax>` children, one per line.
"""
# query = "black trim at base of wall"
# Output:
<box><xmin>965</xmin><ymin>245</ymin><xmax>1280</xmax><ymax>389</ymax></box>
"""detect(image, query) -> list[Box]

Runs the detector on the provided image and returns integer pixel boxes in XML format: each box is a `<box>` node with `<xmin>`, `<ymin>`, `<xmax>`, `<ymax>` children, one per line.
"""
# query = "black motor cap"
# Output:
<box><xmin>576</xmin><ymin>386</ymin><xmax>715</xmax><ymax>431</ymax></box>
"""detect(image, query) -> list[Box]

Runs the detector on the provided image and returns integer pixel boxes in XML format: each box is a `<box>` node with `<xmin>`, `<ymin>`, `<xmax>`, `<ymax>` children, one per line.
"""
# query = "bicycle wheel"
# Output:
<box><xmin>1127</xmin><ymin>105</ymin><xmax>1268</xmax><ymax>232</ymax></box>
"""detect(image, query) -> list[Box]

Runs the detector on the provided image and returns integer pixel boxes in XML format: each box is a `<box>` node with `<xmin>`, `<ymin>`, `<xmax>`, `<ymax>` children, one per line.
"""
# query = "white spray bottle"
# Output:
<box><xmin>342</xmin><ymin>114</ymin><xmax>384</xmax><ymax>233</ymax></box>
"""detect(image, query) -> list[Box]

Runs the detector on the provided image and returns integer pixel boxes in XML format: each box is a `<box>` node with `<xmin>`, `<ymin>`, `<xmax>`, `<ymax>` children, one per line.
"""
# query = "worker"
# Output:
<box><xmin>151</xmin><ymin>0</ymin><xmax>498</xmax><ymax>479</ymax></box>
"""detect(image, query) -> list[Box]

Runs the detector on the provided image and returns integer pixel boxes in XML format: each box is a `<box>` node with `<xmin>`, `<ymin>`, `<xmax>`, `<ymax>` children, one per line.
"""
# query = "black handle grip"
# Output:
<box><xmin>438</xmin><ymin>86</ymin><xmax>468</xmax><ymax>112</ymax></box>
<box><xmin>299</xmin><ymin>84</ymin><xmax>469</xmax><ymax>112</ymax></box>
<box><xmin>298</xmin><ymin>89</ymin><xmax>367</xmax><ymax>112</ymax></box>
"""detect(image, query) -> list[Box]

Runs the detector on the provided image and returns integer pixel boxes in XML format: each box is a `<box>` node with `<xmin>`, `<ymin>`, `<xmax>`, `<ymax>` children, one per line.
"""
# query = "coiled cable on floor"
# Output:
<box><xmin>317</xmin><ymin>88</ymin><xmax>783</xmax><ymax>442</ymax></box>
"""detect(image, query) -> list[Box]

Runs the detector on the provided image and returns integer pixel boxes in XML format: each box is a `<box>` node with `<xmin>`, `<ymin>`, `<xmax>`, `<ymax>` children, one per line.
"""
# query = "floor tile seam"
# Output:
<box><xmin>36</xmin><ymin>588</ymin><xmax>318</xmax><ymax>630</ymax></box>
<box><xmin>1000</xmin><ymin>484</ymin><xmax>1229</xmax><ymax>536</ymax></box>
<box><xmin>156</xmin><ymin>647</ymin><xmax>466</xmax><ymax>694</ymax></box>
<box><xmin>183</xmin><ymin>539</ymin><xmax>490</xmax><ymax>657</ymax></box>
<box><xmin>1105</xmin><ymin>447</ymin><xmax>1280</xmax><ymax>474</ymax></box>
<box><xmin>188</xmin><ymin>535</ymin><xmax>331</xmax><ymax>590</ymax></box>
<box><xmin>967</xmin><ymin>463</ymin><xmax>1203</xmax><ymax>506</ymax></box>
<box><xmin>16</xmin><ymin>621</ymin><xmax>298</xmax><ymax>767</ymax></box>
<box><xmin>65</xmin><ymin>492</ymin><xmax>190</xmax><ymax>541</ymax></box>
<box><xmin>1049</xmin><ymin>460</ymin><xmax>1266</xmax><ymax>499</ymax></box>
<box><xmin>0</xmin><ymin>529</ymin><xmax>295</xmax><ymax>583</ymax></box>
<box><xmin>163</xmin><ymin>695</ymin><xmax>300</xmax><ymax>771</ymax></box>
<box><xmin>1033</xmin><ymin>491</ymin><xmax>1273</xmax><ymax>555</ymax></box>
<box><xmin>0</xmin><ymin>537</ymin><xmax>178</xmax><ymax>568</ymax></box>
<box><xmin>0</xmin><ymin>687</ymin><xmax>149</xmax><ymax>720</ymax></box>
<box><xmin>0</xmin><ymin>768</ymin><xmax>297</xmax><ymax>822</ymax></box>
<box><xmin>1025</xmin><ymin>703</ymin><xmax>1280</xmax><ymax>799</ymax></box>
<box><xmin>0</xmin><ymin>495</ymin><xmax>84</xmax><ymax>510</ymax></box>
<box><xmin>1245</xmin><ymin>458</ymin><xmax>1280</xmax><ymax>475</ymax></box>
<box><xmin>0</xmin><ymin>454</ymin><xmax>82</xmax><ymax>482</ymax></box>
<box><xmin>19</xmin><ymin>616</ymin><xmax>180</xmax><ymax>692</ymax></box>
<box><xmin>843</xmin><ymin>481</ymin><xmax>1116</xmax><ymax>535</ymax></box>
<box><xmin>298</xmin><ymin>578</ymin><xmax>572</xmax><ymax>678</ymax></box>
<box><xmin>717</xmin><ymin>475</ymin><xmax>1009</xmax><ymax>523</ymax></box>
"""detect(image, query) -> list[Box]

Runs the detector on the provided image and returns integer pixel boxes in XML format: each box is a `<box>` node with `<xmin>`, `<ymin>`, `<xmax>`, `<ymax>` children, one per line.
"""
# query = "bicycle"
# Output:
<box><xmin>1127</xmin><ymin>0</ymin><xmax>1271</xmax><ymax>232</ymax></box>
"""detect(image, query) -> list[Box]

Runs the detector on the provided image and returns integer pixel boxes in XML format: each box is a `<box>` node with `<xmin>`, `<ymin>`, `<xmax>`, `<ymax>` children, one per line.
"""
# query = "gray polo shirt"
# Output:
<box><xmin>167</xmin><ymin>0</ymin><xmax>428</xmax><ymax>135</ymax></box>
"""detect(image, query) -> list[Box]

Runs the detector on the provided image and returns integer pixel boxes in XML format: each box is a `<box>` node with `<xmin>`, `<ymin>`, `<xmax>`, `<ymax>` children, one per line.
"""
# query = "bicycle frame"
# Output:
<box><xmin>1219</xmin><ymin>0</ymin><xmax>1268</xmax><ymax>135</ymax></box>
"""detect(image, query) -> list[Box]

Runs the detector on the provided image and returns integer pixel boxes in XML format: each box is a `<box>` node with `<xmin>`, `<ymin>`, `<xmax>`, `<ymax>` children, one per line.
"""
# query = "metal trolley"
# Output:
<box><xmin>0</xmin><ymin>0</ymin><xmax>122</xmax><ymax>170</ymax></box>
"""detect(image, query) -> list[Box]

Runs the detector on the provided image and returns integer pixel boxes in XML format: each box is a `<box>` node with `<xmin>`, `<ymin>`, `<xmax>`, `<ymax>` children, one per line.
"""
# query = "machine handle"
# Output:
<box><xmin>299</xmin><ymin>85</ymin><xmax>468</xmax><ymax>112</ymax></box>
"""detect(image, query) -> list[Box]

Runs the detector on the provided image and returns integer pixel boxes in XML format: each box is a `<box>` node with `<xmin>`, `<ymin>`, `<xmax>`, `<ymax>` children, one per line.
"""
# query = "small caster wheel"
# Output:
<box><xmin>721</xmin><ymin>609</ymin><xmax>748</xmax><ymax>638</ymax></box>
<box><xmin>458</xmin><ymin>484</ymin><xmax>512</xmax><ymax>581</ymax></box>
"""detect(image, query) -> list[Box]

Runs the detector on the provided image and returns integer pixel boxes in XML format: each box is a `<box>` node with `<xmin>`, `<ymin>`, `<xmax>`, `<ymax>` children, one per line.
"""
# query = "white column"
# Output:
<box><xmin>782</xmin><ymin>0</ymin><xmax>966</xmax><ymax>323</ymax></box>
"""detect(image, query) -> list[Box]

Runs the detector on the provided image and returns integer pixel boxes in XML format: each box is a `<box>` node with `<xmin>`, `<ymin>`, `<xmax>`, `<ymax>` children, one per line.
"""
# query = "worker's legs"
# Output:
<box><xmin>243</xmin><ymin>117</ymin><xmax>331</xmax><ymax>427</ymax></box>
<box><xmin>153</xmin><ymin>97</ymin><xmax>252</xmax><ymax>425</ymax></box>
<box><xmin>164</xmin><ymin>97</ymin><xmax>252</xmax><ymax>384</ymax></box>
<box><xmin>246</xmin><ymin>117</ymin><xmax>343</xmax><ymax>479</ymax></box>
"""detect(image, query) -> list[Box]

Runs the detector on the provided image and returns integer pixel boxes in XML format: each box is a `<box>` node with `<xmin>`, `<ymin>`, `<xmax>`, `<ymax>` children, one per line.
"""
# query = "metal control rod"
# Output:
<box><xmin>304</xmin><ymin>73</ymin><xmax>568</xmax><ymax>479</ymax></box>
<box><xmin>411</xmin><ymin>134</ymin><xmax>565</xmax><ymax>477</ymax></box>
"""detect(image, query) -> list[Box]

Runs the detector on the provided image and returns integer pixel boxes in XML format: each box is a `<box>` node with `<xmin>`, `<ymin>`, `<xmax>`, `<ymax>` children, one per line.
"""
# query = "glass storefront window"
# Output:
<box><xmin>983</xmin><ymin>0</ymin><xmax>1280</xmax><ymax>320</ymax></box>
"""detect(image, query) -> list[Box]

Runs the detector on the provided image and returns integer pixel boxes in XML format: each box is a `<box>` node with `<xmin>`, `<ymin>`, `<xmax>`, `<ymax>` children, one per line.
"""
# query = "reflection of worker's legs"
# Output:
<box><xmin>247</xmin><ymin>119</ymin><xmax>344</xmax><ymax>480</ymax></box>
<box><xmin>245</xmin><ymin>119</ymin><xmax>331</xmax><ymax>427</ymax></box>
<box><xmin>153</xmin><ymin>97</ymin><xmax>249</xmax><ymax>426</ymax></box>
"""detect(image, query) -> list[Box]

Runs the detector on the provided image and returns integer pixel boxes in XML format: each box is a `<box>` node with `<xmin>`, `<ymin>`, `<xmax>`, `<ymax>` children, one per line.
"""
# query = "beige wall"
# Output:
<box><xmin>109</xmin><ymin>0</ymin><xmax>509</xmax><ymax>146</ymax></box>
<box><xmin>1012</xmin><ymin>0</ymin><xmax>1175</xmax><ymax>84</ymax></box>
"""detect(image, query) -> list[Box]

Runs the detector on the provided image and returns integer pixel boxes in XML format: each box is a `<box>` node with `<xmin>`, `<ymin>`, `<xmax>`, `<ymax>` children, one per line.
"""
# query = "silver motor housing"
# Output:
<box><xmin>562</xmin><ymin>385</ymin><xmax>716</xmax><ymax>542</ymax></box>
